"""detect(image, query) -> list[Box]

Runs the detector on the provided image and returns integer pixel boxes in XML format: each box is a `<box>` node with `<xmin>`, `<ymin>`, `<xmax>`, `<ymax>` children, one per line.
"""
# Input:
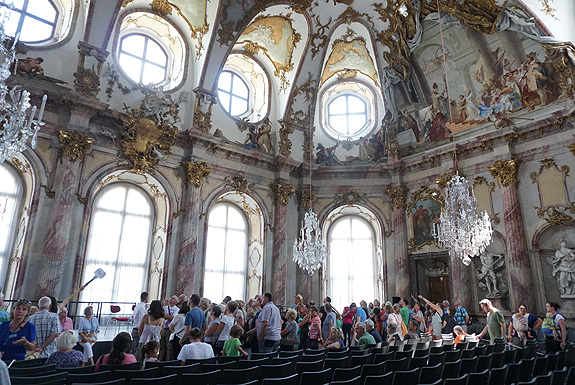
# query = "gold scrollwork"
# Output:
<box><xmin>303</xmin><ymin>130</ymin><xmax>313</xmax><ymax>162</ymax></box>
<box><xmin>75</xmin><ymin>193</ymin><xmax>87</xmax><ymax>205</ymax></box>
<box><xmin>279</xmin><ymin>121</ymin><xmax>294</xmax><ymax>157</ymax></box>
<box><xmin>40</xmin><ymin>184</ymin><xmax>55</xmax><ymax>199</ymax></box>
<box><xmin>488</xmin><ymin>159</ymin><xmax>521</xmax><ymax>187</ymax></box>
<box><xmin>98</xmin><ymin>171</ymin><xmax>167</xmax><ymax>201</ymax></box>
<box><xmin>270</xmin><ymin>182</ymin><xmax>296</xmax><ymax>206</ymax></box>
<box><xmin>569</xmin><ymin>143</ymin><xmax>575</xmax><ymax>157</ymax></box>
<box><xmin>385</xmin><ymin>187</ymin><xmax>408</xmax><ymax>210</ymax></box>
<box><xmin>58</xmin><ymin>130</ymin><xmax>94</xmax><ymax>162</ymax></box>
<box><xmin>534</xmin><ymin>203</ymin><xmax>575</xmax><ymax>226</ymax></box>
<box><xmin>473</xmin><ymin>176</ymin><xmax>496</xmax><ymax>192</ymax></box>
<box><xmin>435</xmin><ymin>173</ymin><xmax>458</xmax><ymax>190</ymax></box>
<box><xmin>10</xmin><ymin>157</ymin><xmax>31</xmax><ymax>175</ymax></box>
<box><xmin>193</xmin><ymin>92</ymin><xmax>216</xmax><ymax>134</ymax></box>
<box><xmin>530</xmin><ymin>158</ymin><xmax>570</xmax><ymax>183</ymax></box>
<box><xmin>181</xmin><ymin>160</ymin><xmax>212</xmax><ymax>188</ymax></box>
<box><xmin>296</xmin><ymin>189</ymin><xmax>316</xmax><ymax>211</ymax></box>
<box><xmin>407</xmin><ymin>186</ymin><xmax>445</xmax><ymax>214</ymax></box>
<box><xmin>335</xmin><ymin>190</ymin><xmax>367</xmax><ymax>206</ymax></box>
<box><xmin>150</xmin><ymin>0</ymin><xmax>172</xmax><ymax>16</ymax></box>
<box><xmin>224</xmin><ymin>174</ymin><xmax>255</xmax><ymax>195</ymax></box>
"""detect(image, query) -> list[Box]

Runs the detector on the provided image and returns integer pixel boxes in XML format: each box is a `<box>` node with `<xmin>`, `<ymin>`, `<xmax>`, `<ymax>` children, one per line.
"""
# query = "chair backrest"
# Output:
<box><xmin>218</xmin><ymin>355</ymin><xmax>244</xmax><ymax>364</ymax></box>
<box><xmin>182</xmin><ymin>369</ymin><xmax>222</xmax><ymax>385</ymax></box>
<box><xmin>301</xmin><ymin>352</ymin><xmax>325</xmax><ymax>362</ymax></box>
<box><xmin>111</xmin><ymin>305</ymin><xmax>121</xmax><ymax>313</ymax></box>
<box><xmin>162</xmin><ymin>363</ymin><xmax>201</xmax><ymax>376</ymax></box>
<box><xmin>327</xmin><ymin>349</ymin><xmax>349</xmax><ymax>359</ymax></box>
<box><xmin>373</xmin><ymin>351</ymin><xmax>395</xmax><ymax>364</ymax></box>
<box><xmin>442</xmin><ymin>359</ymin><xmax>462</xmax><ymax>379</ymax></box>
<box><xmin>10</xmin><ymin>372</ymin><xmax>68</xmax><ymax>385</ymax></box>
<box><xmin>202</xmin><ymin>361</ymin><xmax>237</xmax><ymax>373</ymax></box>
<box><xmin>145</xmin><ymin>359</ymin><xmax>180</xmax><ymax>371</ymax></box>
<box><xmin>299</xmin><ymin>368</ymin><xmax>332</xmax><ymax>385</ymax></box>
<box><xmin>467</xmin><ymin>368</ymin><xmax>490</xmax><ymax>385</ymax></box>
<box><xmin>324</xmin><ymin>356</ymin><xmax>350</xmax><ymax>370</ymax></box>
<box><xmin>10</xmin><ymin>358</ymin><xmax>47</xmax><ymax>367</ymax></box>
<box><xmin>546</xmin><ymin>351</ymin><xmax>559</xmax><ymax>373</ymax></box>
<box><xmin>259</xmin><ymin>362</ymin><xmax>294</xmax><ymax>380</ymax></box>
<box><xmin>130</xmin><ymin>374</ymin><xmax>178</xmax><ymax>385</ymax></box>
<box><xmin>409</xmin><ymin>355</ymin><xmax>428</xmax><ymax>370</ymax></box>
<box><xmin>533</xmin><ymin>355</ymin><xmax>550</xmax><ymax>377</ymax></box>
<box><xmin>459</xmin><ymin>356</ymin><xmax>478</xmax><ymax>376</ymax></box>
<box><xmin>420</xmin><ymin>362</ymin><xmax>443</xmax><ymax>384</ymax></box>
<box><xmin>518</xmin><ymin>357</ymin><xmax>537</xmax><ymax>382</ymax></box>
<box><xmin>395</xmin><ymin>350</ymin><xmax>413</xmax><ymax>361</ymax></box>
<box><xmin>9</xmin><ymin>364</ymin><xmax>56</xmax><ymax>377</ymax></box>
<box><xmin>251</xmin><ymin>352</ymin><xmax>277</xmax><ymax>360</ymax></box>
<box><xmin>360</xmin><ymin>361</ymin><xmax>386</xmax><ymax>379</ymax></box>
<box><xmin>488</xmin><ymin>364</ymin><xmax>508</xmax><ymax>385</ymax></box>
<box><xmin>503</xmin><ymin>348</ymin><xmax>517</xmax><ymax>365</ymax></box>
<box><xmin>57</xmin><ymin>365</ymin><xmax>97</xmax><ymax>374</ymax></box>
<box><xmin>445</xmin><ymin>349</ymin><xmax>463</xmax><ymax>362</ymax></box>
<box><xmin>98</xmin><ymin>361</ymin><xmax>141</xmax><ymax>373</ymax></box>
<box><xmin>332</xmin><ymin>365</ymin><xmax>362</xmax><ymax>382</ymax></box>
<box><xmin>414</xmin><ymin>347</ymin><xmax>430</xmax><ymax>358</ymax></box>
<box><xmin>70</xmin><ymin>379</ymin><xmax>126</xmax><ymax>385</ymax></box>
<box><xmin>428</xmin><ymin>351</ymin><xmax>446</xmax><ymax>366</ymax></box>
<box><xmin>184</xmin><ymin>357</ymin><xmax>217</xmax><ymax>368</ymax></box>
<box><xmin>392</xmin><ymin>367</ymin><xmax>420</xmax><ymax>385</ymax></box>
<box><xmin>506</xmin><ymin>362</ymin><xmax>522</xmax><ymax>385</ymax></box>
<box><xmin>444</xmin><ymin>373</ymin><xmax>469</xmax><ymax>385</ymax></box>
<box><xmin>66</xmin><ymin>370</ymin><xmax>112</xmax><ymax>385</ymax></box>
<box><xmin>330</xmin><ymin>375</ymin><xmax>362</xmax><ymax>385</ymax></box>
<box><xmin>567</xmin><ymin>367</ymin><xmax>575</xmax><ymax>385</ymax></box>
<box><xmin>222</xmin><ymin>366</ymin><xmax>260</xmax><ymax>384</ymax></box>
<box><xmin>279</xmin><ymin>350</ymin><xmax>304</xmax><ymax>358</ymax></box>
<box><xmin>350</xmin><ymin>353</ymin><xmax>373</xmax><ymax>367</ymax></box>
<box><xmin>113</xmin><ymin>367</ymin><xmax>160</xmax><ymax>381</ymax></box>
<box><xmin>383</xmin><ymin>357</ymin><xmax>408</xmax><ymax>374</ymax></box>
<box><xmin>238</xmin><ymin>357</ymin><xmax>270</xmax><ymax>368</ymax></box>
<box><xmin>476</xmin><ymin>354</ymin><xmax>493</xmax><ymax>372</ymax></box>
<box><xmin>261</xmin><ymin>373</ymin><xmax>299</xmax><ymax>385</ymax></box>
<box><xmin>363</xmin><ymin>372</ymin><xmax>393</xmax><ymax>385</ymax></box>
<box><xmin>271</xmin><ymin>356</ymin><xmax>300</xmax><ymax>366</ymax></box>
<box><xmin>550</xmin><ymin>367</ymin><xmax>567</xmax><ymax>385</ymax></box>
<box><xmin>295</xmin><ymin>360</ymin><xmax>324</xmax><ymax>374</ymax></box>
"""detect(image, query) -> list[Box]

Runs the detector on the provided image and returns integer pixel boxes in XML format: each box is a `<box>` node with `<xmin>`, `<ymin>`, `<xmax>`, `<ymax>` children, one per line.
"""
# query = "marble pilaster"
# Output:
<box><xmin>387</xmin><ymin>187</ymin><xmax>410</xmax><ymax>298</ymax></box>
<box><xmin>271</xmin><ymin>199</ymin><xmax>288</xmax><ymax>304</ymax></box>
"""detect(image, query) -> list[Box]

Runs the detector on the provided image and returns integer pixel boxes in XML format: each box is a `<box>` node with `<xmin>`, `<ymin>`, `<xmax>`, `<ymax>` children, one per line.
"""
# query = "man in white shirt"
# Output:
<box><xmin>160</xmin><ymin>295</ymin><xmax>179</xmax><ymax>360</ymax></box>
<box><xmin>132</xmin><ymin>291</ymin><xmax>148</xmax><ymax>354</ymax></box>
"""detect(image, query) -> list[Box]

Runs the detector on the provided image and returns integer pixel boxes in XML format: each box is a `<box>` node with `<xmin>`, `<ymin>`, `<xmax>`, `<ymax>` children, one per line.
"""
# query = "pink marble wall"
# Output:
<box><xmin>176</xmin><ymin>185</ymin><xmax>201</xmax><ymax>297</ymax></box>
<box><xmin>393</xmin><ymin>207</ymin><xmax>410</xmax><ymax>298</ymax></box>
<box><xmin>502</xmin><ymin>184</ymin><xmax>535</xmax><ymax>310</ymax></box>
<box><xmin>36</xmin><ymin>158</ymin><xmax>81</xmax><ymax>298</ymax></box>
<box><xmin>271</xmin><ymin>201</ymin><xmax>287</xmax><ymax>304</ymax></box>
<box><xmin>449</xmin><ymin>251</ymin><xmax>472</xmax><ymax>307</ymax></box>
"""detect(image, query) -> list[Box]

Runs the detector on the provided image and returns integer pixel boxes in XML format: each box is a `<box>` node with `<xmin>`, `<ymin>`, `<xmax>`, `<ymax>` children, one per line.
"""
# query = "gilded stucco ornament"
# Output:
<box><xmin>530</xmin><ymin>158</ymin><xmax>570</xmax><ymax>183</ymax></box>
<box><xmin>543</xmin><ymin>43</ymin><xmax>575</xmax><ymax>99</ymax></box>
<box><xmin>488</xmin><ymin>159</ymin><xmax>521</xmax><ymax>187</ymax></box>
<box><xmin>224</xmin><ymin>174</ymin><xmax>255</xmax><ymax>195</ymax></box>
<box><xmin>58</xmin><ymin>130</ymin><xmax>94</xmax><ymax>162</ymax></box>
<box><xmin>335</xmin><ymin>190</ymin><xmax>366</xmax><ymax>206</ymax></box>
<box><xmin>435</xmin><ymin>173</ymin><xmax>459</xmax><ymax>190</ymax></box>
<box><xmin>296</xmin><ymin>189</ymin><xmax>316</xmax><ymax>211</ymax></box>
<box><xmin>279</xmin><ymin>121</ymin><xmax>294</xmax><ymax>156</ymax></box>
<box><xmin>569</xmin><ymin>143</ymin><xmax>575</xmax><ymax>157</ymax></box>
<box><xmin>182</xmin><ymin>161</ymin><xmax>212</xmax><ymax>188</ymax></box>
<box><xmin>270</xmin><ymin>182</ymin><xmax>296</xmax><ymax>206</ymax></box>
<box><xmin>193</xmin><ymin>90</ymin><xmax>217</xmax><ymax>134</ymax></box>
<box><xmin>73</xmin><ymin>42</ymin><xmax>108</xmax><ymax>97</ymax></box>
<box><xmin>150</xmin><ymin>0</ymin><xmax>173</xmax><ymax>16</ymax></box>
<box><xmin>113</xmin><ymin>88</ymin><xmax>185</xmax><ymax>174</ymax></box>
<box><xmin>385</xmin><ymin>187</ymin><xmax>408</xmax><ymax>210</ymax></box>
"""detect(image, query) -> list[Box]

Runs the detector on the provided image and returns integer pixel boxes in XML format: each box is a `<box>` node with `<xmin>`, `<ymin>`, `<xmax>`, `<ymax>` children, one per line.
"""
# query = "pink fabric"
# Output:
<box><xmin>342</xmin><ymin>307</ymin><xmax>355</xmax><ymax>325</ymax></box>
<box><xmin>61</xmin><ymin>317</ymin><xmax>73</xmax><ymax>332</ymax></box>
<box><xmin>95</xmin><ymin>353</ymin><xmax>137</xmax><ymax>372</ymax></box>
<box><xmin>309</xmin><ymin>315</ymin><xmax>321</xmax><ymax>339</ymax></box>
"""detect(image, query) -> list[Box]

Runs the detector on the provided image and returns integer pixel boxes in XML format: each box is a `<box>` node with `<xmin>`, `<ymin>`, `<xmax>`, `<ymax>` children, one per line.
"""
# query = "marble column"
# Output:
<box><xmin>449</xmin><ymin>251</ymin><xmax>473</xmax><ymax>308</ymax></box>
<box><xmin>488</xmin><ymin>160</ymin><xmax>535</xmax><ymax>310</ymax></box>
<box><xmin>295</xmin><ymin>189</ymin><xmax>314</xmax><ymax>303</ymax></box>
<box><xmin>176</xmin><ymin>161</ymin><xmax>211</xmax><ymax>296</ymax></box>
<box><xmin>270</xmin><ymin>182</ymin><xmax>295</xmax><ymax>305</ymax></box>
<box><xmin>386</xmin><ymin>187</ymin><xmax>410</xmax><ymax>298</ymax></box>
<box><xmin>36</xmin><ymin>130</ymin><xmax>94</xmax><ymax>298</ymax></box>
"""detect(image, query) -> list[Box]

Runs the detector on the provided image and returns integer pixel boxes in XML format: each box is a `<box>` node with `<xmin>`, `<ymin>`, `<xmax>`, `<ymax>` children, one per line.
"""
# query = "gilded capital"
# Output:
<box><xmin>488</xmin><ymin>159</ymin><xmax>521</xmax><ymax>187</ymax></box>
<box><xmin>296</xmin><ymin>189</ymin><xmax>316</xmax><ymax>210</ymax></box>
<box><xmin>270</xmin><ymin>182</ymin><xmax>296</xmax><ymax>206</ymax></box>
<box><xmin>385</xmin><ymin>187</ymin><xmax>408</xmax><ymax>210</ymax></box>
<box><xmin>181</xmin><ymin>161</ymin><xmax>211</xmax><ymax>188</ymax></box>
<box><xmin>58</xmin><ymin>130</ymin><xmax>94</xmax><ymax>162</ymax></box>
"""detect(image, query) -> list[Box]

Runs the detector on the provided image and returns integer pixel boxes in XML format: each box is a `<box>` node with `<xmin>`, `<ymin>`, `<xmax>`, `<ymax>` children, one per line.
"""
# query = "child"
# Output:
<box><xmin>222</xmin><ymin>325</ymin><xmax>248</xmax><ymax>357</ymax></box>
<box><xmin>141</xmin><ymin>341</ymin><xmax>159</xmax><ymax>368</ymax></box>
<box><xmin>542</xmin><ymin>312</ymin><xmax>555</xmax><ymax>337</ymax></box>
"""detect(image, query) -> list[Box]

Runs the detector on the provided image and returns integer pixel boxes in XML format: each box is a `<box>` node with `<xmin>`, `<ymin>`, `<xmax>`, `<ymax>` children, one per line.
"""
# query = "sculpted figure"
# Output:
<box><xmin>477</xmin><ymin>252</ymin><xmax>506</xmax><ymax>297</ymax></box>
<box><xmin>548</xmin><ymin>240</ymin><xmax>575</xmax><ymax>296</ymax></box>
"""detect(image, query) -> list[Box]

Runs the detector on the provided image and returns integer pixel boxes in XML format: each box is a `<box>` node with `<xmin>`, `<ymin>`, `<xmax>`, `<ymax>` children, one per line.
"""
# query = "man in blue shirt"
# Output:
<box><xmin>355</xmin><ymin>303</ymin><xmax>367</xmax><ymax>323</ymax></box>
<box><xmin>453</xmin><ymin>299</ymin><xmax>470</xmax><ymax>332</ymax></box>
<box><xmin>365</xmin><ymin>319</ymin><xmax>383</xmax><ymax>343</ymax></box>
<box><xmin>257</xmin><ymin>292</ymin><xmax>281</xmax><ymax>353</ymax></box>
<box><xmin>180</xmin><ymin>294</ymin><xmax>206</xmax><ymax>346</ymax></box>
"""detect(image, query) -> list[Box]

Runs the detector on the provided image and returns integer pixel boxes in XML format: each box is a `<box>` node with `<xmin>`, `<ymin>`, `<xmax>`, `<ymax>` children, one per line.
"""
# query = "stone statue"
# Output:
<box><xmin>476</xmin><ymin>251</ymin><xmax>506</xmax><ymax>297</ymax></box>
<box><xmin>547</xmin><ymin>239</ymin><xmax>575</xmax><ymax>296</ymax></box>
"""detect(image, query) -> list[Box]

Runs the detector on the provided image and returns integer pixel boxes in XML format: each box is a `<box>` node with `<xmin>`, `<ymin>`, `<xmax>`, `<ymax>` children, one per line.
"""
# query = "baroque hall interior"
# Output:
<box><xmin>1</xmin><ymin>0</ymin><xmax>575</xmax><ymax>325</ymax></box>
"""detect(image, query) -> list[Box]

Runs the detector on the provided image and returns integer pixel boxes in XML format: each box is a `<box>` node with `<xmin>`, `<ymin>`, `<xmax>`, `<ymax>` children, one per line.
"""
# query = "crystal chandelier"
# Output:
<box><xmin>435</xmin><ymin>172</ymin><xmax>493</xmax><ymax>265</ymax></box>
<box><xmin>293</xmin><ymin>208</ymin><xmax>327</xmax><ymax>275</ymax></box>
<box><xmin>0</xmin><ymin>14</ymin><xmax>47</xmax><ymax>164</ymax></box>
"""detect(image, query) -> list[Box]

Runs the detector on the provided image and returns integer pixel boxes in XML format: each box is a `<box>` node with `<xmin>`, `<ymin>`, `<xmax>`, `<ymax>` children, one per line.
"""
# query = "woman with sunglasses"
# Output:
<box><xmin>0</xmin><ymin>299</ymin><xmax>36</xmax><ymax>360</ymax></box>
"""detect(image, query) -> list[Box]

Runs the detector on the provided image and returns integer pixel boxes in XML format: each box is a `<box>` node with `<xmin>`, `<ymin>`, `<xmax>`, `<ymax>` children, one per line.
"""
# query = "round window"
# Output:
<box><xmin>217</xmin><ymin>70</ymin><xmax>249</xmax><ymax>117</ymax></box>
<box><xmin>118</xmin><ymin>33</ymin><xmax>168</xmax><ymax>85</ymax></box>
<box><xmin>326</xmin><ymin>94</ymin><xmax>369</xmax><ymax>139</ymax></box>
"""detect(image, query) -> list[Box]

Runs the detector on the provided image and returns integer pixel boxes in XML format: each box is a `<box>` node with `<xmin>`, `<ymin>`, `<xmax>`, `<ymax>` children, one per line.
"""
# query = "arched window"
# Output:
<box><xmin>217</xmin><ymin>70</ymin><xmax>249</xmax><ymax>117</ymax></box>
<box><xmin>328</xmin><ymin>94</ymin><xmax>368</xmax><ymax>137</ymax></box>
<box><xmin>81</xmin><ymin>184</ymin><xmax>154</xmax><ymax>304</ymax></box>
<box><xmin>204</xmin><ymin>203</ymin><xmax>248</xmax><ymax>301</ymax></box>
<box><xmin>1</xmin><ymin>0</ymin><xmax>58</xmax><ymax>43</ymax></box>
<box><xmin>118</xmin><ymin>33</ymin><xmax>168</xmax><ymax>85</ymax></box>
<box><xmin>0</xmin><ymin>163</ymin><xmax>23</xmax><ymax>290</ymax></box>
<box><xmin>328</xmin><ymin>215</ymin><xmax>376</xmax><ymax>309</ymax></box>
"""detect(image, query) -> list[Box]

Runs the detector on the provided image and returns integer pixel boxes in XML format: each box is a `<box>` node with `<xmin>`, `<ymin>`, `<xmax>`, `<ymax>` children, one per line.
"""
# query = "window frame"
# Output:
<box><xmin>80</xmin><ymin>182</ymin><xmax>155</xmax><ymax>304</ymax></box>
<box><xmin>327</xmin><ymin>93</ymin><xmax>369</xmax><ymax>137</ymax></box>
<box><xmin>117</xmin><ymin>32</ymin><xmax>169</xmax><ymax>86</ymax></box>
<box><xmin>203</xmin><ymin>202</ymin><xmax>250</xmax><ymax>302</ymax></box>
<box><xmin>0</xmin><ymin>0</ymin><xmax>58</xmax><ymax>44</ymax></box>
<box><xmin>217</xmin><ymin>70</ymin><xmax>250</xmax><ymax>118</ymax></box>
<box><xmin>326</xmin><ymin>214</ymin><xmax>377</xmax><ymax>309</ymax></box>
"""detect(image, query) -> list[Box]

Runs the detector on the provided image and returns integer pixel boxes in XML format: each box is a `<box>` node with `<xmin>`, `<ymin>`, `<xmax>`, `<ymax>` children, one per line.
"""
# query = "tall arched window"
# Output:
<box><xmin>204</xmin><ymin>203</ymin><xmax>248</xmax><ymax>302</ymax></box>
<box><xmin>81</xmin><ymin>184</ymin><xmax>154</xmax><ymax>304</ymax></box>
<box><xmin>0</xmin><ymin>163</ymin><xmax>23</xmax><ymax>290</ymax></box>
<box><xmin>328</xmin><ymin>215</ymin><xmax>376</xmax><ymax>309</ymax></box>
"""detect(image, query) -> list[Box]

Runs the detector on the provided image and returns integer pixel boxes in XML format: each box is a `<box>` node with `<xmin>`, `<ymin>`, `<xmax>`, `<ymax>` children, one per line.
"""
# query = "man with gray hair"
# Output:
<box><xmin>355</xmin><ymin>322</ymin><xmax>376</xmax><ymax>346</ymax></box>
<box><xmin>29</xmin><ymin>296</ymin><xmax>60</xmax><ymax>357</ymax></box>
<box><xmin>365</xmin><ymin>319</ymin><xmax>383</xmax><ymax>343</ymax></box>
<box><xmin>453</xmin><ymin>299</ymin><xmax>470</xmax><ymax>332</ymax></box>
<box><xmin>160</xmin><ymin>295</ymin><xmax>179</xmax><ymax>360</ymax></box>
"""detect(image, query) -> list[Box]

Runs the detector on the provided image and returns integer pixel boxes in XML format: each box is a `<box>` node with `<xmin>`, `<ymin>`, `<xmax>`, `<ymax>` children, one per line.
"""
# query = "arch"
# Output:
<box><xmin>201</xmin><ymin>186</ymin><xmax>268</xmax><ymax>300</ymax></box>
<box><xmin>321</xmin><ymin>203</ymin><xmax>386</xmax><ymax>310</ymax></box>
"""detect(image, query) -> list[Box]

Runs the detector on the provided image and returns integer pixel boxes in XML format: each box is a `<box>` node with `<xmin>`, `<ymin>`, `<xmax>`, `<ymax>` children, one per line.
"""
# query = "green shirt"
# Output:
<box><xmin>487</xmin><ymin>309</ymin><xmax>505</xmax><ymax>343</ymax></box>
<box><xmin>0</xmin><ymin>309</ymin><xmax>9</xmax><ymax>323</ymax></box>
<box><xmin>358</xmin><ymin>332</ymin><xmax>376</xmax><ymax>346</ymax></box>
<box><xmin>400</xmin><ymin>307</ymin><xmax>409</xmax><ymax>326</ymax></box>
<box><xmin>223</xmin><ymin>337</ymin><xmax>241</xmax><ymax>357</ymax></box>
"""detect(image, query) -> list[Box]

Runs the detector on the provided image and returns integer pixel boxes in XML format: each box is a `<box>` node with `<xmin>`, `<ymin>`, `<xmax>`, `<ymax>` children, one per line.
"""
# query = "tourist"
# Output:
<box><xmin>95</xmin><ymin>332</ymin><xmax>137</xmax><ymax>371</ymax></box>
<box><xmin>257</xmin><ymin>292</ymin><xmax>281</xmax><ymax>353</ymax></box>
<box><xmin>508</xmin><ymin>304</ymin><xmax>541</xmax><ymax>347</ymax></box>
<box><xmin>177</xmin><ymin>327</ymin><xmax>214</xmax><ymax>362</ymax></box>
<box><xmin>545</xmin><ymin>302</ymin><xmax>567</xmax><ymax>352</ymax></box>
<box><xmin>29</xmin><ymin>296</ymin><xmax>60</xmax><ymax>357</ymax></box>
<box><xmin>0</xmin><ymin>299</ymin><xmax>36</xmax><ymax>361</ymax></box>
<box><xmin>137</xmin><ymin>300</ymin><xmax>165</xmax><ymax>360</ymax></box>
<box><xmin>478</xmin><ymin>299</ymin><xmax>505</xmax><ymax>343</ymax></box>
<box><xmin>78</xmin><ymin>306</ymin><xmax>99</xmax><ymax>365</ymax></box>
<box><xmin>46</xmin><ymin>330</ymin><xmax>84</xmax><ymax>368</ymax></box>
<box><xmin>58</xmin><ymin>307</ymin><xmax>73</xmax><ymax>332</ymax></box>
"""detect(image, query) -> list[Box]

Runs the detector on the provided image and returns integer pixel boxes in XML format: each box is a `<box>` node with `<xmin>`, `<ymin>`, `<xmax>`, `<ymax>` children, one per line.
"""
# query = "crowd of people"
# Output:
<box><xmin>0</xmin><ymin>289</ymin><xmax>569</xmax><ymax>372</ymax></box>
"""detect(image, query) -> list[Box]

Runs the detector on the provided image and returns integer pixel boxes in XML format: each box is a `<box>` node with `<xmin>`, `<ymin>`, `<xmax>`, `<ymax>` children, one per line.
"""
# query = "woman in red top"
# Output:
<box><xmin>95</xmin><ymin>332</ymin><xmax>137</xmax><ymax>372</ymax></box>
<box><xmin>341</xmin><ymin>303</ymin><xmax>356</xmax><ymax>347</ymax></box>
<box><xmin>307</xmin><ymin>306</ymin><xmax>322</xmax><ymax>350</ymax></box>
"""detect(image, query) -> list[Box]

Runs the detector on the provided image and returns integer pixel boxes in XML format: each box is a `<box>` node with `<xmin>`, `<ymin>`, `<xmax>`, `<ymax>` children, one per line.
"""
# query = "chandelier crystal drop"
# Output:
<box><xmin>0</xmin><ymin>14</ymin><xmax>47</xmax><ymax>164</ymax></box>
<box><xmin>435</xmin><ymin>172</ymin><xmax>493</xmax><ymax>266</ymax></box>
<box><xmin>293</xmin><ymin>208</ymin><xmax>327</xmax><ymax>276</ymax></box>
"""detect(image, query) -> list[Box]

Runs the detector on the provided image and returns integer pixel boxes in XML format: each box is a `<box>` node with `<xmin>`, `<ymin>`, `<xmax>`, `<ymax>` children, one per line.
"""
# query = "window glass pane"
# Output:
<box><xmin>2</xmin><ymin>9</ymin><xmax>22</xmax><ymax>37</ymax></box>
<box><xmin>349</xmin><ymin>114</ymin><xmax>367</xmax><ymax>134</ymax></box>
<box><xmin>26</xmin><ymin>0</ymin><xmax>57</xmax><ymax>21</ymax></box>
<box><xmin>329</xmin><ymin>96</ymin><xmax>346</xmax><ymax>115</ymax></box>
<box><xmin>19</xmin><ymin>16</ymin><xmax>53</xmax><ymax>42</ymax></box>
<box><xmin>218</xmin><ymin>71</ymin><xmax>232</xmax><ymax>93</ymax></box>
<box><xmin>329</xmin><ymin>115</ymin><xmax>347</xmax><ymax>134</ymax></box>
<box><xmin>2</xmin><ymin>0</ymin><xmax>25</xmax><ymax>9</ymax></box>
<box><xmin>118</xmin><ymin>53</ymin><xmax>143</xmax><ymax>83</ymax></box>
<box><xmin>204</xmin><ymin>203</ymin><xmax>248</xmax><ymax>301</ymax></box>
<box><xmin>218</xmin><ymin>93</ymin><xmax>230</xmax><ymax>113</ymax></box>
<box><xmin>121</xmin><ymin>34</ymin><xmax>145</xmax><ymax>57</ymax></box>
<box><xmin>144</xmin><ymin>39</ymin><xmax>167</xmax><ymax>66</ymax></box>
<box><xmin>142</xmin><ymin>62</ymin><xmax>166</xmax><ymax>85</ymax></box>
<box><xmin>347</xmin><ymin>96</ymin><xmax>366</xmax><ymax>114</ymax></box>
<box><xmin>230</xmin><ymin>97</ymin><xmax>248</xmax><ymax>116</ymax></box>
<box><xmin>328</xmin><ymin>216</ymin><xmax>376</xmax><ymax>310</ymax></box>
<box><xmin>218</xmin><ymin>72</ymin><xmax>249</xmax><ymax>116</ymax></box>
<box><xmin>81</xmin><ymin>184</ymin><xmax>153</xmax><ymax>305</ymax></box>
<box><xmin>232</xmin><ymin>77</ymin><xmax>248</xmax><ymax>99</ymax></box>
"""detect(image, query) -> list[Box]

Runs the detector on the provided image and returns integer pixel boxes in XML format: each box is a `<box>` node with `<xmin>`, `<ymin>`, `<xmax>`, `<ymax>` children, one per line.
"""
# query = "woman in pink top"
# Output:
<box><xmin>95</xmin><ymin>332</ymin><xmax>137</xmax><ymax>372</ymax></box>
<box><xmin>341</xmin><ymin>303</ymin><xmax>356</xmax><ymax>346</ymax></box>
<box><xmin>58</xmin><ymin>307</ymin><xmax>73</xmax><ymax>332</ymax></box>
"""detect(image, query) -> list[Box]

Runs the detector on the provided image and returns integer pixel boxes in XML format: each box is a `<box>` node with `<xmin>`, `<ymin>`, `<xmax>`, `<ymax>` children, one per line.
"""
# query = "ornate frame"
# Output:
<box><xmin>407</xmin><ymin>185</ymin><xmax>444</xmax><ymax>252</ymax></box>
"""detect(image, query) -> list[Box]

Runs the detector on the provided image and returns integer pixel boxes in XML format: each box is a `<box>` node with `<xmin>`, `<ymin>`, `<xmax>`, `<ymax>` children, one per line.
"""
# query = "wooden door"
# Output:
<box><xmin>429</xmin><ymin>276</ymin><xmax>449</xmax><ymax>304</ymax></box>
